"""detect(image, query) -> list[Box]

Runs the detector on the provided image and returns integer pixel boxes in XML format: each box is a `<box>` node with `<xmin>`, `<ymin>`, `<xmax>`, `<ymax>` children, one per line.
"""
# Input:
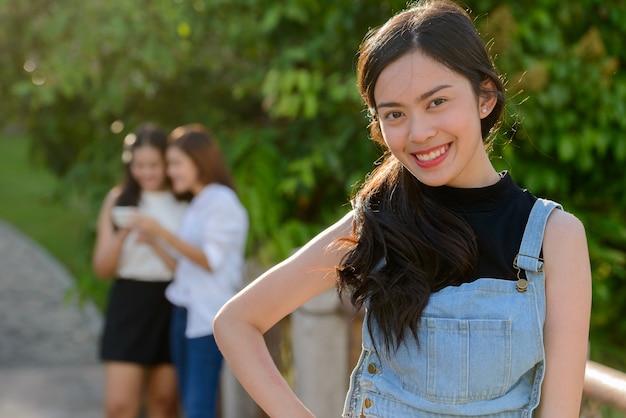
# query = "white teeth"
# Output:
<box><xmin>415</xmin><ymin>145</ymin><xmax>448</xmax><ymax>162</ymax></box>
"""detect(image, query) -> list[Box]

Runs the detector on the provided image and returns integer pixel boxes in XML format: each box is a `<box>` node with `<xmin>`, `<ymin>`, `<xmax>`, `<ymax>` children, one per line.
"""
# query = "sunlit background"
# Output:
<box><xmin>0</xmin><ymin>0</ymin><xmax>625</xmax><ymax>416</ymax></box>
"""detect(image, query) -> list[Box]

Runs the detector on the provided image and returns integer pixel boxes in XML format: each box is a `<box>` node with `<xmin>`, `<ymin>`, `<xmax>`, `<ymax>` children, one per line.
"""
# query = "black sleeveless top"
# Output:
<box><xmin>423</xmin><ymin>172</ymin><xmax>537</xmax><ymax>282</ymax></box>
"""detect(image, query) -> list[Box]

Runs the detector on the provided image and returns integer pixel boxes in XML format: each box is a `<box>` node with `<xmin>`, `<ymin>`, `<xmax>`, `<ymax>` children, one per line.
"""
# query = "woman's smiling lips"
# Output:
<box><xmin>413</xmin><ymin>143</ymin><xmax>450</xmax><ymax>168</ymax></box>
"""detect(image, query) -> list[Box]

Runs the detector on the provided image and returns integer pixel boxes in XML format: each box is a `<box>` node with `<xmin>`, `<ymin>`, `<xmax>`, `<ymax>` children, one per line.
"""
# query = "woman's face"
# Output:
<box><xmin>374</xmin><ymin>50</ymin><xmax>497</xmax><ymax>188</ymax></box>
<box><xmin>166</xmin><ymin>146</ymin><xmax>203</xmax><ymax>195</ymax></box>
<box><xmin>129</xmin><ymin>145</ymin><xmax>167</xmax><ymax>191</ymax></box>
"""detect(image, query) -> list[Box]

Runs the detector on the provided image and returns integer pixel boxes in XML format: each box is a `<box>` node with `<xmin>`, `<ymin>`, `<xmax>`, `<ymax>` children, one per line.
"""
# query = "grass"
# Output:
<box><xmin>0</xmin><ymin>132</ymin><xmax>109</xmax><ymax>310</ymax></box>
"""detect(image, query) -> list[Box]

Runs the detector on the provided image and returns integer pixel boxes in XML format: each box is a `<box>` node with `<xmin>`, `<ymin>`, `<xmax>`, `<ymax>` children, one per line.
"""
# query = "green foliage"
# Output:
<box><xmin>2</xmin><ymin>0</ymin><xmax>625</xmax><ymax>368</ymax></box>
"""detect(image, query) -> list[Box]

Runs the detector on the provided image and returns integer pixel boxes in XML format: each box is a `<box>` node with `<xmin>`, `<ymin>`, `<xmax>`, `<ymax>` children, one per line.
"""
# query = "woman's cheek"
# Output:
<box><xmin>381</xmin><ymin>124</ymin><xmax>404</xmax><ymax>152</ymax></box>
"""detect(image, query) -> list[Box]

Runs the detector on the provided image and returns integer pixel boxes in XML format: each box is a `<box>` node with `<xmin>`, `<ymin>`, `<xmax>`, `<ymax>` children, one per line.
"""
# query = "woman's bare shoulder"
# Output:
<box><xmin>545</xmin><ymin>207</ymin><xmax>586</xmax><ymax>238</ymax></box>
<box><xmin>543</xmin><ymin>207</ymin><xmax>590</xmax><ymax>285</ymax></box>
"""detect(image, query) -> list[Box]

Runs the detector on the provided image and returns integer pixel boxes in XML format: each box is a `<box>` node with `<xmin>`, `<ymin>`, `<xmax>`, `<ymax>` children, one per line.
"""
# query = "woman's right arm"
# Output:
<box><xmin>213</xmin><ymin>211</ymin><xmax>354</xmax><ymax>418</ymax></box>
<box><xmin>92</xmin><ymin>189</ymin><xmax>130</xmax><ymax>279</ymax></box>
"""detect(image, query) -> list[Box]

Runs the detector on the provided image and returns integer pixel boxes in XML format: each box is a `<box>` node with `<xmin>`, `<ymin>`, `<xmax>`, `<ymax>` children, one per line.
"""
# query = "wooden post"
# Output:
<box><xmin>291</xmin><ymin>288</ymin><xmax>349</xmax><ymax>417</ymax></box>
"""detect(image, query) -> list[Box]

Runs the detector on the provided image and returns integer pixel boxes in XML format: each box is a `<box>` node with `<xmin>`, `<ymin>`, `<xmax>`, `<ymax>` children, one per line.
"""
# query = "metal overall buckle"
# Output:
<box><xmin>512</xmin><ymin>253</ymin><xmax>543</xmax><ymax>293</ymax></box>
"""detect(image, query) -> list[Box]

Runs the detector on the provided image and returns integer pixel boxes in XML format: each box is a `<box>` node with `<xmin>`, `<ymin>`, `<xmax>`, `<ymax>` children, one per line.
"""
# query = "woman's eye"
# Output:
<box><xmin>386</xmin><ymin>111</ymin><xmax>403</xmax><ymax>120</ymax></box>
<box><xmin>430</xmin><ymin>98</ymin><xmax>446</xmax><ymax>107</ymax></box>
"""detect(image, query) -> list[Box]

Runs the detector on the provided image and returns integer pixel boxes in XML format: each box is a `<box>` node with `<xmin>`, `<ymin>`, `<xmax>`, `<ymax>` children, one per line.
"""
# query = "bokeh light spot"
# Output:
<box><xmin>124</xmin><ymin>133</ymin><xmax>137</xmax><ymax>147</ymax></box>
<box><xmin>23</xmin><ymin>60</ymin><xmax>36</xmax><ymax>73</ymax></box>
<box><xmin>193</xmin><ymin>1</ymin><xmax>205</xmax><ymax>11</ymax></box>
<box><xmin>31</xmin><ymin>70</ymin><xmax>46</xmax><ymax>85</ymax></box>
<box><xmin>110</xmin><ymin>120</ymin><xmax>124</xmax><ymax>134</ymax></box>
<box><xmin>177</xmin><ymin>22</ymin><xmax>191</xmax><ymax>38</ymax></box>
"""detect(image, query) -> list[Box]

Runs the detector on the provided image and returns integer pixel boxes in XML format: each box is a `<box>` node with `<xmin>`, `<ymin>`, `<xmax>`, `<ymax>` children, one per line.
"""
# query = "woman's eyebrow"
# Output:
<box><xmin>376</xmin><ymin>84</ymin><xmax>452</xmax><ymax>109</ymax></box>
<box><xmin>419</xmin><ymin>84</ymin><xmax>452</xmax><ymax>101</ymax></box>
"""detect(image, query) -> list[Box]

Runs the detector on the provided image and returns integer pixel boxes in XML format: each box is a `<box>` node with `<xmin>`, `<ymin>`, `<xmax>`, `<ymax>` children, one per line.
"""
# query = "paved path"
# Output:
<box><xmin>0</xmin><ymin>220</ymin><xmax>104</xmax><ymax>417</ymax></box>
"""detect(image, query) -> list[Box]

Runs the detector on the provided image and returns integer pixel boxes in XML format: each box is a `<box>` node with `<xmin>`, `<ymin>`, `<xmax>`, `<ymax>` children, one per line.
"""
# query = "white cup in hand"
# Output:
<box><xmin>111</xmin><ymin>206</ymin><xmax>137</xmax><ymax>228</ymax></box>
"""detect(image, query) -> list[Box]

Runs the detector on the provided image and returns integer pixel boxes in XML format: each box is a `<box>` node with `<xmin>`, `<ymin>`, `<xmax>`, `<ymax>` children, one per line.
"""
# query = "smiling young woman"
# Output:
<box><xmin>213</xmin><ymin>1</ymin><xmax>592</xmax><ymax>417</ymax></box>
<box><xmin>374</xmin><ymin>50</ymin><xmax>499</xmax><ymax>188</ymax></box>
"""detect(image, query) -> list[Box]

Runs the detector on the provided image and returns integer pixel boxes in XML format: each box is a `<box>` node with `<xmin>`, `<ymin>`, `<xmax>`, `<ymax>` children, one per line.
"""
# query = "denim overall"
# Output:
<box><xmin>343</xmin><ymin>199</ymin><xmax>560</xmax><ymax>417</ymax></box>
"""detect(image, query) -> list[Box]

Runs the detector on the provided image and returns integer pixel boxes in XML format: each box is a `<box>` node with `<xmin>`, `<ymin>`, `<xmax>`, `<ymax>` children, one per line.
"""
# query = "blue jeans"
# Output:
<box><xmin>170</xmin><ymin>306</ymin><xmax>222</xmax><ymax>418</ymax></box>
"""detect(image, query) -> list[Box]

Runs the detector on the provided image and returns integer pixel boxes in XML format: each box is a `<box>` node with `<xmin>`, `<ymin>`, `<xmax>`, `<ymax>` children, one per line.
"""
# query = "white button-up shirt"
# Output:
<box><xmin>166</xmin><ymin>183</ymin><xmax>248</xmax><ymax>338</ymax></box>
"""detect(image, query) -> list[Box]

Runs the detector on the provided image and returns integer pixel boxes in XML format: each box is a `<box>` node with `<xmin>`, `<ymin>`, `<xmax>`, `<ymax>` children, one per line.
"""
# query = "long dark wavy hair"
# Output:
<box><xmin>336</xmin><ymin>0</ymin><xmax>506</xmax><ymax>352</ymax></box>
<box><xmin>115</xmin><ymin>123</ymin><xmax>169</xmax><ymax>207</ymax></box>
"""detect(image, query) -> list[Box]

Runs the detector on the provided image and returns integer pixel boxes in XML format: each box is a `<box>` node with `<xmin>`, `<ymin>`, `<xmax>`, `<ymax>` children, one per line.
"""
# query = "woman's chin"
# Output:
<box><xmin>171</xmin><ymin>182</ymin><xmax>188</xmax><ymax>194</ymax></box>
<box><xmin>141</xmin><ymin>182</ymin><xmax>165</xmax><ymax>192</ymax></box>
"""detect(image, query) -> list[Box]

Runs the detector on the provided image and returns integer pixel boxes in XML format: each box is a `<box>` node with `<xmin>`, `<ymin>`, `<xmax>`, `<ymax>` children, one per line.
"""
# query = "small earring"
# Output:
<box><xmin>481</xmin><ymin>108</ymin><xmax>488</xmax><ymax>113</ymax></box>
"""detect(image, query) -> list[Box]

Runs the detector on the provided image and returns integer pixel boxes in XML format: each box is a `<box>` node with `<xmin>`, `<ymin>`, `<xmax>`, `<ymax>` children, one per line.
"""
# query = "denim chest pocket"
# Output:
<box><xmin>389</xmin><ymin>317</ymin><xmax>513</xmax><ymax>404</ymax></box>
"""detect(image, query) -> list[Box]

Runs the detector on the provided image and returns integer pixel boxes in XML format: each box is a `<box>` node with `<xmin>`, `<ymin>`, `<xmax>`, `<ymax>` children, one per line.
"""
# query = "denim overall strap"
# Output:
<box><xmin>513</xmin><ymin>197</ymin><xmax>561</xmax><ymax>415</ymax></box>
<box><xmin>514</xmin><ymin>198</ymin><xmax>561</xmax><ymax>275</ymax></box>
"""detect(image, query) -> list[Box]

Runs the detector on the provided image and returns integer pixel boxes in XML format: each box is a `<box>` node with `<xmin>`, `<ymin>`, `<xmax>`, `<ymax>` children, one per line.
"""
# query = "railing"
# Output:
<box><xmin>580</xmin><ymin>360</ymin><xmax>626</xmax><ymax>417</ymax></box>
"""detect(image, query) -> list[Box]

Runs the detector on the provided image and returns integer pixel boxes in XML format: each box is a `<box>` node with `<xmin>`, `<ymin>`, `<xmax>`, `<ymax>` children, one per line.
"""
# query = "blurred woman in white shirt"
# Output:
<box><xmin>133</xmin><ymin>124</ymin><xmax>248</xmax><ymax>418</ymax></box>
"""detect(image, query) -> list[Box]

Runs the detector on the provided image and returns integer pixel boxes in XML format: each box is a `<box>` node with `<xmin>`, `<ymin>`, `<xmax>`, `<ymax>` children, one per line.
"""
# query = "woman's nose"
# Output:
<box><xmin>408</xmin><ymin>114</ymin><xmax>436</xmax><ymax>144</ymax></box>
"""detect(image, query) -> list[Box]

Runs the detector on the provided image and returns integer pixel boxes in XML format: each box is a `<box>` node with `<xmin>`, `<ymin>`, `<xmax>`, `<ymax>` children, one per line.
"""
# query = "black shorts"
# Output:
<box><xmin>100</xmin><ymin>278</ymin><xmax>173</xmax><ymax>365</ymax></box>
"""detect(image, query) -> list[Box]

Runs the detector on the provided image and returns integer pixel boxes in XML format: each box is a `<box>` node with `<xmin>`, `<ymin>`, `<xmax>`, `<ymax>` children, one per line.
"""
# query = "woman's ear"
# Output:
<box><xmin>478</xmin><ymin>78</ymin><xmax>498</xmax><ymax>119</ymax></box>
